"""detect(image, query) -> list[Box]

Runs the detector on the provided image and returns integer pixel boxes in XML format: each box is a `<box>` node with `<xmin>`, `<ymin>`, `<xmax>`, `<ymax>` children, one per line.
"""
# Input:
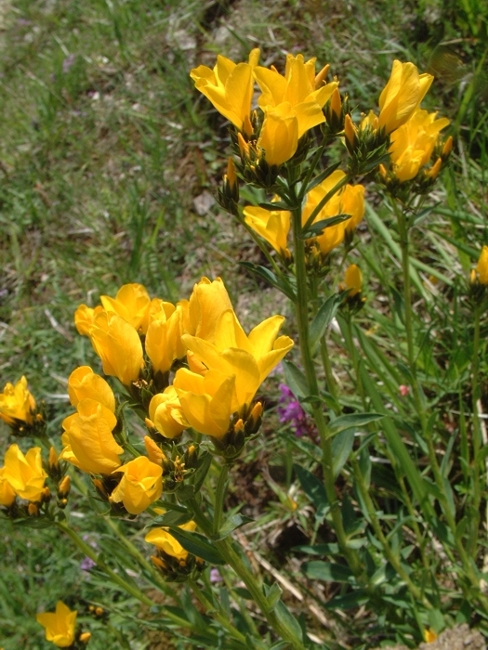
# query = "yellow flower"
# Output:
<box><xmin>378</xmin><ymin>60</ymin><xmax>433</xmax><ymax>134</ymax></box>
<box><xmin>254</xmin><ymin>53</ymin><xmax>338</xmax><ymax>138</ymax></box>
<box><xmin>388</xmin><ymin>109</ymin><xmax>450</xmax><ymax>182</ymax></box>
<box><xmin>89</xmin><ymin>311</ymin><xmax>144</xmax><ymax>385</ymax></box>
<box><xmin>143</xmin><ymin>436</ymin><xmax>165</xmax><ymax>465</ymax></box>
<box><xmin>0</xmin><ymin>376</ymin><xmax>36</xmax><ymax>425</ymax></box>
<box><xmin>256</xmin><ymin>102</ymin><xmax>299</xmax><ymax>166</ymax></box>
<box><xmin>423</xmin><ymin>628</ymin><xmax>438</xmax><ymax>643</ymax></box>
<box><xmin>145</xmin><ymin>520</ymin><xmax>197</xmax><ymax>561</ymax></box>
<box><xmin>343</xmin><ymin>264</ymin><xmax>363</xmax><ymax>296</ymax></box>
<box><xmin>181</xmin><ymin>310</ymin><xmax>294</xmax><ymax>410</ymax></box>
<box><xmin>67</xmin><ymin>366</ymin><xmax>116</xmax><ymax>412</ymax></box>
<box><xmin>74</xmin><ymin>304</ymin><xmax>104</xmax><ymax>336</ymax></box>
<box><xmin>110</xmin><ymin>456</ymin><xmax>163</xmax><ymax>515</ymax></box>
<box><xmin>0</xmin><ymin>467</ymin><xmax>16</xmax><ymax>507</ymax></box>
<box><xmin>190</xmin><ymin>49</ymin><xmax>260</xmax><ymax>135</ymax></box>
<box><xmin>145</xmin><ymin>301</ymin><xmax>188</xmax><ymax>375</ymax></box>
<box><xmin>302</xmin><ymin>170</ymin><xmax>365</xmax><ymax>254</ymax></box>
<box><xmin>36</xmin><ymin>601</ymin><xmax>77</xmax><ymax>648</ymax></box>
<box><xmin>3</xmin><ymin>444</ymin><xmax>47</xmax><ymax>502</ymax></box>
<box><xmin>147</xmin><ymin>386</ymin><xmax>188</xmax><ymax>439</ymax></box>
<box><xmin>243</xmin><ymin>205</ymin><xmax>291</xmax><ymax>255</ymax></box>
<box><xmin>173</xmin><ymin>368</ymin><xmax>237</xmax><ymax>438</ymax></box>
<box><xmin>474</xmin><ymin>246</ymin><xmax>488</xmax><ymax>284</ymax></box>
<box><xmin>60</xmin><ymin>399</ymin><xmax>123</xmax><ymax>475</ymax></box>
<box><xmin>187</xmin><ymin>277</ymin><xmax>233</xmax><ymax>342</ymax></box>
<box><xmin>100</xmin><ymin>283</ymin><xmax>152</xmax><ymax>333</ymax></box>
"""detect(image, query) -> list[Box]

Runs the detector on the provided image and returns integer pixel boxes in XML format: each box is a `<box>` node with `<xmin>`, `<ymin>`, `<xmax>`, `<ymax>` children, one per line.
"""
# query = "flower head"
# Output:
<box><xmin>110</xmin><ymin>456</ymin><xmax>163</xmax><ymax>515</ymax></box>
<box><xmin>147</xmin><ymin>387</ymin><xmax>188</xmax><ymax>439</ymax></box>
<box><xmin>3</xmin><ymin>444</ymin><xmax>47</xmax><ymax>502</ymax></box>
<box><xmin>100</xmin><ymin>283</ymin><xmax>152</xmax><ymax>333</ymax></box>
<box><xmin>473</xmin><ymin>246</ymin><xmax>488</xmax><ymax>285</ymax></box>
<box><xmin>0</xmin><ymin>376</ymin><xmax>36</xmax><ymax>426</ymax></box>
<box><xmin>67</xmin><ymin>366</ymin><xmax>116</xmax><ymax>412</ymax></box>
<box><xmin>145</xmin><ymin>520</ymin><xmax>197</xmax><ymax>562</ymax></box>
<box><xmin>190</xmin><ymin>49</ymin><xmax>260</xmax><ymax>134</ymax></box>
<box><xmin>378</xmin><ymin>60</ymin><xmax>433</xmax><ymax>133</ymax></box>
<box><xmin>36</xmin><ymin>601</ymin><xmax>77</xmax><ymax>648</ymax></box>
<box><xmin>243</xmin><ymin>205</ymin><xmax>291</xmax><ymax>255</ymax></box>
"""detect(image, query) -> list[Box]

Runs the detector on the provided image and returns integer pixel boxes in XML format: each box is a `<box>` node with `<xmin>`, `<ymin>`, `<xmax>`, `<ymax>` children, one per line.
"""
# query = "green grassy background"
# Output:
<box><xmin>0</xmin><ymin>0</ymin><xmax>487</xmax><ymax>647</ymax></box>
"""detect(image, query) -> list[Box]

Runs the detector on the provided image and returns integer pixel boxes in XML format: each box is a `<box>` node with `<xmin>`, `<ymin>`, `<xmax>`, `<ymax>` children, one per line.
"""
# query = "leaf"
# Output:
<box><xmin>324</xmin><ymin>589</ymin><xmax>369</xmax><ymax>610</ymax></box>
<box><xmin>217</xmin><ymin>514</ymin><xmax>253</xmax><ymax>540</ymax></box>
<box><xmin>258</xmin><ymin>201</ymin><xmax>291</xmax><ymax>211</ymax></box>
<box><xmin>264</xmin><ymin>583</ymin><xmax>282</xmax><ymax>611</ymax></box>
<box><xmin>309</xmin><ymin>293</ymin><xmax>345</xmax><ymax>353</ymax></box>
<box><xmin>282</xmin><ymin>360</ymin><xmax>309</xmax><ymax>402</ymax></box>
<box><xmin>331</xmin><ymin>429</ymin><xmax>355</xmax><ymax>477</ymax></box>
<box><xmin>274</xmin><ymin>601</ymin><xmax>304</xmax><ymax>644</ymax></box>
<box><xmin>168</xmin><ymin>528</ymin><xmax>225</xmax><ymax>565</ymax></box>
<box><xmin>239</xmin><ymin>262</ymin><xmax>296</xmax><ymax>300</ymax></box>
<box><xmin>192</xmin><ymin>451</ymin><xmax>212</xmax><ymax>493</ymax></box>
<box><xmin>328</xmin><ymin>412</ymin><xmax>384</xmax><ymax>437</ymax></box>
<box><xmin>152</xmin><ymin>509</ymin><xmax>192</xmax><ymax>527</ymax></box>
<box><xmin>305</xmin><ymin>160</ymin><xmax>342</xmax><ymax>192</ymax></box>
<box><xmin>303</xmin><ymin>561</ymin><xmax>354</xmax><ymax>583</ymax></box>
<box><xmin>300</xmin><ymin>214</ymin><xmax>351</xmax><ymax>239</ymax></box>
<box><xmin>294</xmin><ymin>464</ymin><xmax>328</xmax><ymax>514</ymax></box>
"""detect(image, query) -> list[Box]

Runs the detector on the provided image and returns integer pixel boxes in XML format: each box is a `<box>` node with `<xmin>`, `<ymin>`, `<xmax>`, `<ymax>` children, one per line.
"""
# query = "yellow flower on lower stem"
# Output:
<box><xmin>145</xmin><ymin>301</ymin><xmax>188</xmax><ymax>375</ymax></box>
<box><xmin>36</xmin><ymin>601</ymin><xmax>77</xmax><ymax>648</ymax></box>
<box><xmin>388</xmin><ymin>109</ymin><xmax>450</xmax><ymax>182</ymax></box>
<box><xmin>173</xmin><ymin>368</ymin><xmax>237</xmax><ymax>439</ymax></box>
<box><xmin>89</xmin><ymin>311</ymin><xmax>144</xmax><ymax>386</ymax></box>
<box><xmin>302</xmin><ymin>170</ymin><xmax>365</xmax><ymax>255</ymax></box>
<box><xmin>474</xmin><ymin>246</ymin><xmax>488</xmax><ymax>284</ymax></box>
<box><xmin>3</xmin><ymin>444</ymin><xmax>47</xmax><ymax>502</ymax></box>
<box><xmin>74</xmin><ymin>304</ymin><xmax>104</xmax><ymax>336</ymax></box>
<box><xmin>60</xmin><ymin>399</ymin><xmax>123</xmax><ymax>475</ymax></box>
<box><xmin>243</xmin><ymin>205</ymin><xmax>291</xmax><ymax>255</ymax></box>
<box><xmin>67</xmin><ymin>366</ymin><xmax>115</xmax><ymax>412</ymax></box>
<box><xmin>0</xmin><ymin>376</ymin><xmax>36</xmax><ymax>426</ymax></box>
<box><xmin>145</xmin><ymin>520</ymin><xmax>197</xmax><ymax>562</ymax></box>
<box><xmin>147</xmin><ymin>386</ymin><xmax>188</xmax><ymax>439</ymax></box>
<box><xmin>0</xmin><ymin>467</ymin><xmax>16</xmax><ymax>507</ymax></box>
<box><xmin>378</xmin><ymin>59</ymin><xmax>433</xmax><ymax>134</ymax></box>
<box><xmin>110</xmin><ymin>456</ymin><xmax>163</xmax><ymax>515</ymax></box>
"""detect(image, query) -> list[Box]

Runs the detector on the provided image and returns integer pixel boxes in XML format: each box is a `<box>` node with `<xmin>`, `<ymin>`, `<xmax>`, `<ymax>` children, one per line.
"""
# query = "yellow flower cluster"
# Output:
<box><xmin>0</xmin><ymin>376</ymin><xmax>36</xmax><ymax>426</ymax></box>
<box><xmin>0</xmin><ymin>444</ymin><xmax>47</xmax><ymax>507</ymax></box>
<box><xmin>243</xmin><ymin>169</ymin><xmax>365</xmax><ymax>258</ymax></box>
<box><xmin>191</xmin><ymin>50</ymin><xmax>337</xmax><ymax>166</ymax></box>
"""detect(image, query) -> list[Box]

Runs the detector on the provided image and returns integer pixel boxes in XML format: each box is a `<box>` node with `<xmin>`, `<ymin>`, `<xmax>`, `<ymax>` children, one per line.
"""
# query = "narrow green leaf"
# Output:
<box><xmin>300</xmin><ymin>214</ymin><xmax>351</xmax><ymax>239</ymax></box>
<box><xmin>152</xmin><ymin>510</ymin><xmax>192</xmax><ymax>527</ymax></box>
<box><xmin>305</xmin><ymin>160</ymin><xmax>342</xmax><ymax>192</ymax></box>
<box><xmin>216</xmin><ymin>514</ymin><xmax>253</xmax><ymax>540</ymax></box>
<box><xmin>309</xmin><ymin>292</ymin><xmax>345</xmax><ymax>353</ymax></box>
<box><xmin>239</xmin><ymin>262</ymin><xmax>296</xmax><ymax>300</ymax></box>
<box><xmin>294</xmin><ymin>464</ymin><xmax>328</xmax><ymax>513</ymax></box>
<box><xmin>274</xmin><ymin>601</ymin><xmax>304</xmax><ymax>644</ymax></box>
<box><xmin>328</xmin><ymin>412</ymin><xmax>384</xmax><ymax>437</ymax></box>
<box><xmin>331</xmin><ymin>429</ymin><xmax>355</xmax><ymax>477</ymax></box>
<box><xmin>282</xmin><ymin>361</ymin><xmax>309</xmax><ymax>402</ymax></box>
<box><xmin>192</xmin><ymin>451</ymin><xmax>212</xmax><ymax>493</ymax></box>
<box><xmin>303</xmin><ymin>561</ymin><xmax>354</xmax><ymax>582</ymax></box>
<box><xmin>168</xmin><ymin>528</ymin><xmax>225</xmax><ymax>565</ymax></box>
<box><xmin>264</xmin><ymin>583</ymin><xmax>282</xmax><ymax>611</ymax></box>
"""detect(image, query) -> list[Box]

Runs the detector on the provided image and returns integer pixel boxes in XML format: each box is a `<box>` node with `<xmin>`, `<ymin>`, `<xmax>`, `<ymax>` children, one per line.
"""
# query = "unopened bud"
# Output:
<box><xmin>242</xmin><ymin>113</ymin><xmax>253</xmax><ymax>137</ymax></box>
<box><xmin>58</xmin><ymin>475</ymin><xmax>71</xmax><ymax>499</ymax></box>
<box><xmin>79</xmin><ymin>631</ymin><xmax>92</xmax><ymax>644</ymax></box>
<box><xmin>237</xmin><ymin>132</ymin><xmax>250</xmax><ymax>159</ymax></box>
<box><xmin>48</xmin><ymin>446</ymin><xmax>59</xmax><ymax>470</ymax></box>
<box><xmin>144</xmin><ymin>435</ymin><xmax>164</xmax><ymax>466</ymax></box>
<box><xmin>92</xmin><ymin>478</ymin><xmax>107</xmax><ymax>498</ymax></box>
<box><xmin>344</xmin><ymin>114</ymin><xmax>358</xmax><ymax>153</ymax></box>
<box><xmin>314</xmin><ymin>63</ymin><xmax>330</xmax><ymax>89</ymax></box>
<box><xmin>151</xmin><ymin>555</ymin><xmax>167</xmax><ymax>571</ymax></box>
<box><xmin>28</xmin><ymin>503</ymin><xmax>39</xmax><ymax>516</ymax></box>
<box><xmin>95</xmin><ymin>607</ymin><xmax>104</xmax><ymax>617</ymax></box>
<box><xmin>42</xmin><ymin>486</ymin><xmax>51</xmax><ymax>502</ymax></box>
<box><xmin>442</xmin><ymin>135</ymin><xmax>453</xmax><ymax>158</ymax></box>
<box><xmin>330</xmin><ymin>88</ymin><xmax>341</xmax><ymax>121</ymax></box>
<box><xmin>426</xmin><ymin>157</ymin><xmax>442</xmax><ymax>179</ymax></box>
<box><xmin>184</xmin><ymin>444</ymin><xmax>198</xmax><ymax>469</ymax></box>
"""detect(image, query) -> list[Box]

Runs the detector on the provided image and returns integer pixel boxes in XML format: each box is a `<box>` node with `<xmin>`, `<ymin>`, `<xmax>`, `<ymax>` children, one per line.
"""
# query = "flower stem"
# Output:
<box><xmin>468</xmin><ymin>303</ymin><xmax>482</xmax><ymax>555</ymax></box>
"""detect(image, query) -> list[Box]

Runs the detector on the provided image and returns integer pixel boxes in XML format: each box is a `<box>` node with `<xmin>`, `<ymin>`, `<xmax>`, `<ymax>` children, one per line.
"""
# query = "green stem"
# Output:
<box><xmin>57</xmin><ymin>520</ymin><xmax>154</xmax><ymax>607</ymax></box>
<box><xmin>188</xmin><ymin>580</ymin><xmax>249</xmax><ymax>646</ymax></box>
<box><xmin>291</xmin><ymin>204</ymin><xmax>362</xmax><ymax>576</ymax></box>
<box><xmin>351</xmin><ymin>457</ymin><xmax>431</xmax><ymax>609</ymax></box>
<box><xmin>187</xmin><ymin>498</ymin><xmax>305</xmax><ymax>649</ymax></box>
<box><xmin>395</xmin><ymin>203</ymin><xmax>488</xmax><ymax>609</ymax></box>
<box><xmin>468</xmin><ymin>303</ymin><xmax>482</xmax><ymax>554</ymax></box>
<box><xmin>214</xmin><ymin>536</ymin><xmax>306</xmax><ymax>650</ymax></box>
<box><xmin>213</xmin><ymin>463</ymin><xmax>229</xmax><ymax>536</ymax></box>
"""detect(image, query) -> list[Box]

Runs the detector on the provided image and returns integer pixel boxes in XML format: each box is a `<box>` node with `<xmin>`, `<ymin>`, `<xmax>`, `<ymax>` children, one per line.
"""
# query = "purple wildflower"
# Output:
<box><xmin>277</xmin><ymin>384</ymin><xmax>309</xmax><ymax>437</ymax></box>
<box><xmin>80</xmin><ymin>556</ymin><xmax>96</xmax><ymax>572</ymax></box>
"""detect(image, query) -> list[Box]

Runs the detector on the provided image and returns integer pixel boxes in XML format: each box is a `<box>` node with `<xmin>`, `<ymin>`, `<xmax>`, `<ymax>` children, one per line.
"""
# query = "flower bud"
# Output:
<box><xmin>58</xmin><ymin>475</ymin><xmax>71</xmax><ymax>499</ymax></box>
